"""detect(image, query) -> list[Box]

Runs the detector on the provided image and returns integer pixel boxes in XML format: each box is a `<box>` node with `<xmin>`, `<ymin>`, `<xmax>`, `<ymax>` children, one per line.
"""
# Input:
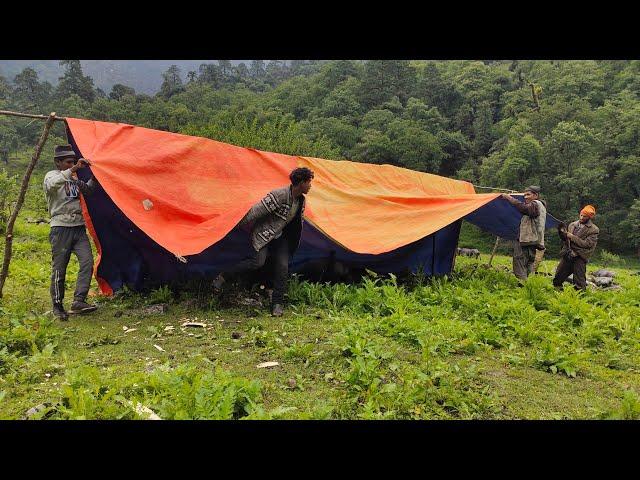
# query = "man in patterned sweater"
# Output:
<box><xmin>213</xmin><ymin>167</ymin><xmax>314</xmax><ymax>316</ymax></box>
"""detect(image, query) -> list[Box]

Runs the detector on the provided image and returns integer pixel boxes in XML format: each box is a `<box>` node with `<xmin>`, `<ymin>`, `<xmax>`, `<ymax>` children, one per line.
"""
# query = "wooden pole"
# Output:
<box><xmin>0</xmin><ymin>112</ymin><xmax>57</xmax><ymax>298</ymax></box>
<box><xmin>0</xmin><ymin>110</ymin><xmax>66</xmax><ymax>122</ymax></box>
<box><xmin>488</xmin><ymin>236</ymin><xmax>500</xmax><ymax>267</ymax></box>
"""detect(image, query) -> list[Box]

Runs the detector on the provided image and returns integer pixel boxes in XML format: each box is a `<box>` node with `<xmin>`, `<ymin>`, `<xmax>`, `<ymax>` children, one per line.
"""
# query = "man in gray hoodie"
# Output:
<box><xmin>43</xmin><ymin>145</ymin><xmax>98</xmax><ymax>320</ymax></box>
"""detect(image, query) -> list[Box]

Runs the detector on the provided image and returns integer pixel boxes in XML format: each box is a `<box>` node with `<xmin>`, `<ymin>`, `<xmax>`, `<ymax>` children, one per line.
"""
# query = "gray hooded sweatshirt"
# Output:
<box><xmin>43</xmin><ymin>169</ymin><xmax>96</xmax><ymax>227</ymax></box>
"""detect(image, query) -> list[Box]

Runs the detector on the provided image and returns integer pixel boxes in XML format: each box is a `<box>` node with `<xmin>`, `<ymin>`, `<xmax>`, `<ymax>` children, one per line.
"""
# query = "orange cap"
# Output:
<box><xmin>580</xmin><ymin>205</ymin><xmax>596</xmax><ymax>218</ymax></box>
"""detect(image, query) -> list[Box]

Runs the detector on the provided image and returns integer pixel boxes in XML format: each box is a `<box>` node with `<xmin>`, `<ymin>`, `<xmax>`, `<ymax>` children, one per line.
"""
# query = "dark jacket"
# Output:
<box><xmin>239</xmin><ymin>185</ymin><xmax>306</xmax><ymax>253</ymax></box>
<box><xmin>561</xmin><ymin>219</ymin><xmax>599</xmax><ymax>261</ymax></box>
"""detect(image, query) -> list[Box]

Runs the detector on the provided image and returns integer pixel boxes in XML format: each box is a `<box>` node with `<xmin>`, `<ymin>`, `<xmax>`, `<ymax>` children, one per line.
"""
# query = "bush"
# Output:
<box><xmin>598</xmin><ymin>249</ymin><xmax>626</xmax><ymax>267</ymax></box>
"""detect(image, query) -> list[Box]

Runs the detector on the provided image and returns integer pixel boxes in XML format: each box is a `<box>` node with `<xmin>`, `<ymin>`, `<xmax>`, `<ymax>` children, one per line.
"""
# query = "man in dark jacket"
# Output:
<box><xmin>43</xmin><ymin>145</ymin><xmax>98</xmax><ymax>320</ymax></box>
<box><xmin>213</xmin><ymin>167</ymin><xmax>314</xmax><ymax>316</ymax></box>
<box><xmin>553</xmin><ymin>205</ymin><xmax>599</xmax><ymax>291</ymax></box>
<box><xmin>501</xmin><ymin>185</ymin><xmax>547</xmax><ymax>282</ymax></box>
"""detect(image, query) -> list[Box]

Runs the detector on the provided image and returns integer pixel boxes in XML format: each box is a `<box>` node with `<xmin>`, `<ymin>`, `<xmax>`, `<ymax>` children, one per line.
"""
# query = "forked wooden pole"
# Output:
<box><xmin>0</xmin><ymin>112</ymin><xmax>57</xmax><ymax>298</ymax></box>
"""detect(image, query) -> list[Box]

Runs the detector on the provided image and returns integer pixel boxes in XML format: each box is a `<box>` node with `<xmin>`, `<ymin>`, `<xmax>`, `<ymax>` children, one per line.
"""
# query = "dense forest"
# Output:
<box><xmin>1</xmin><ymin>60</ymin><xmax>639</xmax><ymax>255</ymax></box>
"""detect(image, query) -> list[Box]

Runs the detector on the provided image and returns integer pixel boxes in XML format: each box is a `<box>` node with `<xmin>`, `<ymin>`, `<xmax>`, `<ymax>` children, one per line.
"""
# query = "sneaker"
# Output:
<box><xmin>69</xmin><ymin>300</ymin><xmax>98</xmax><ymax>315</ymax></box>
<box><xmin>271</xmin><ymin>303</ymin><xmax>284</xmax><ymax>317</ymax></box>
<box><xmin>52</xmin><ymin>303</ymin><xmax>69</xmax><ymax>321</ymax></box>
<box><xmin>213</xmin><ymin>274</ymin><xmax>225</xmax><ymax>294</ymax></box>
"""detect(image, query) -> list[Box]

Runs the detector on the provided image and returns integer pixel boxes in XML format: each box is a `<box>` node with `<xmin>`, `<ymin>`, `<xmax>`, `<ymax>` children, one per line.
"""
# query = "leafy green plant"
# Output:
<box><xmin>142</xmin><ymin>363</ymin><xmax>264</xmax><ymax>419</ymax></box>
<box><xmin>0</xmin><ymin>317</ymin><xmax>61</xmax><ymax>357</ymax></box>
<box><xmin>283</xmin><ymin>342</ymin><xmax>315</xmax><ymax>362</ymax></box>
<box><xmin>601</xmin><ymin>391</ymin><xmax>640</xmax><ymax>420</ymax></box>
<box><xmin>45</xmin><ymin>361</ymin><xmax>270</xmax><ymax>420</ymax></box>
<box><xmin>534</xmin><ymin>342</ymin><xmax>581</xmax><ymax>378</ymax></box>
<box><xmin>598</xmin><ymin>249</ymin><xmax>626</xmax><ymax>267</ymax></box>
<box><xmin>148</xmin><ymin>285</ymin><xmax>173</xmax><ymax>304</ymax></box>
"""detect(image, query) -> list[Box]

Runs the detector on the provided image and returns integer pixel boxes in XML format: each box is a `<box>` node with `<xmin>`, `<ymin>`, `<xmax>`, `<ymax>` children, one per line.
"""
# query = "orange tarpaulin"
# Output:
<box><xmin>66</xmin><ymin>118</ymin><xmax>500</xmax><ymax>257</ymax></box>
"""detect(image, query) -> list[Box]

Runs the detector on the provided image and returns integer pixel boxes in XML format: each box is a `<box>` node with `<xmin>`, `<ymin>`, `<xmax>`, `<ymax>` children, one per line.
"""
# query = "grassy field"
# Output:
<box><xmin>1</xmin><ymin>153</ymin><xmax>640</xmax><ymax>420</ymax></box>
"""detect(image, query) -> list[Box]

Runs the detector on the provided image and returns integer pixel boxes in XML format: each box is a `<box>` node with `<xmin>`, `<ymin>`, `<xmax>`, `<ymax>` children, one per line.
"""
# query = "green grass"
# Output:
<box><xmin>1</xmin><ymin>151</ymin><xmax>640</xmax><ymax>419</ymax></box>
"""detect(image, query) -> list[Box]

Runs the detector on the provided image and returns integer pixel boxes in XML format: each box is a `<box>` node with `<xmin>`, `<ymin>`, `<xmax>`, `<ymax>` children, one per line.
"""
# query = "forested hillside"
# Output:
<box><xmin>0</xmin><ymin>60</ymin><xmax>236</xmax><ymax>94</ymax></box>
<box><xmin>1</xmin><ymin>60</ymin><xmax>639</xmax><ymax>254</ymax></box>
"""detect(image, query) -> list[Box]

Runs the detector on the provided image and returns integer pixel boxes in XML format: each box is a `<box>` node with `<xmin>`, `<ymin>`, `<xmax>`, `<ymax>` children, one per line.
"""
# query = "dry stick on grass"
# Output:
<box><xmin>0</xmin><ymin>112</ymin><xmax>57</xmax><ymax>298</ymax></box>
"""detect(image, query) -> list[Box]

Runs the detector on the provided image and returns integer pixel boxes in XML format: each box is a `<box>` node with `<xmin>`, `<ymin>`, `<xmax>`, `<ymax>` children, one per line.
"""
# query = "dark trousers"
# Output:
<box><xmin>513</xmin><ymin>242</ymin><xmax>537</xmax><ymax>281</ymax></box>
<box><xmin>553</xmin><ymin>255</ymin><xmax>588</xmax><ymax>290</ymax></box>
<box><xmin>49</xmin><ymin>226</ymin><xmax>94</xmax><ymax>305</ymax></box>
<box><xmin>225</xmin><ymin>234</ymin><xmax>290</xmax><ymax>305</ymax></box>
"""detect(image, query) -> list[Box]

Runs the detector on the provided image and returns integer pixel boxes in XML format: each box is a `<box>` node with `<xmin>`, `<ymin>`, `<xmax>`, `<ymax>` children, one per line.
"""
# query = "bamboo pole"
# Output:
<box><xmin>0</xmin><ymin>110</ymin><xmax>66</xmax><ymax>122</ymax></box>
<box><xmin>0</xmin><ymin>112</ymin><xmax>57</xmax><ymax>298</ymax></box>
<box><xmin>473</xmin><ymin>184</ymin><xmax>518</xmax><ymax>193</ymax></box>
<box><xmin>488</xmin><ymin>236</ymin><xmax>500</xmax><ymax>267</ymax></box>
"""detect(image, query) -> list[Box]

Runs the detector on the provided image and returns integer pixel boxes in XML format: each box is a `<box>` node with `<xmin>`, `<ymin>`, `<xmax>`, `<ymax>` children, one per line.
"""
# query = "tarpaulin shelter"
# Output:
<box><xmin>64</xmin><ymin>118</ymin><xmax>558</xmax><ymax>295</ymax></box>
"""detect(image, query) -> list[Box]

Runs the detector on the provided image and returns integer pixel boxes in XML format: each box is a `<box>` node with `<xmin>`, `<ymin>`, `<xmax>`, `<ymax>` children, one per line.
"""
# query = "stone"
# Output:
<box><xmin>592</xmin><ymin>269</ymin><xmax>615</xmax><ymax>278</ymax></box>
<box><xmin>592</xmin><ymin>276</ymin><xmax>614</xmax><ymax>287</ymax></box>
<box><xmin>142</xmin><ymin>304</ymin><xmax>168</xmax><ymax>315</ymax></box>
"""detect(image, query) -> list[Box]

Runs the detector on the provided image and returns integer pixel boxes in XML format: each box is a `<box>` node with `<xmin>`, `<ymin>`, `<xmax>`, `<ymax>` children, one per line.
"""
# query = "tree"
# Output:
<box><xmin>471</xmin><ymin>101</ymin><xmax>496</xmax><ymax>157</ymax></box>
<box><xmin>249</xmin><ymin>60</ymin><xmax>266</xmax><ymax>79</ymax></box>
<box><xmin>12</xmin><ymin>67</ymin><xmax>51</xmax><ymax>106</ymax></box>
<box><xmin>0</xmin><ymin>75</ymin><xmax>11</xmax><ymax>100</ymax></box>
<box><xmin>543</xmin><ymin>121</ymin><xmax>596</xmax><ymax>179</ymax></box>
<box><xmin>198</xmin><ymin>63</ymin><xmax>222</xmax><ymax>87</ymax></box>
<box><xmin>359</xmin><ymin>60</ymin><xmax>415</xmax><ymax>109</ymax></box>
<box><xmin>386</xmin><ymin>119</ymin><xmax>445</xmax><ymax>172</ymax></box>
<box><xmin>265</xmin><ymin>60</ymin><xmax>290</xmax><ymax>86</ymax></box>
<box><xmin>218</xmin><ymin>60</ymin><xmax>233</xmax><ymax>77</ymax></box>
<box><xmin>360</xmin><ymin>109</ymin><xmax>396</xmax><ymax>132</ymax></box>
<box><xmin>403</xmin><ymin>97</ymin><xmax>446</xmax><ymax>133</ymax></box>
<box><xmin>316</xmin><ymin>60</ymin><xmax>361</xmax><ymax>91</ymax></box>
<box><xmin>316</xmin><ymin>77</ymin><xmax>362</xmax><ymax>121</ymax></box>
<box><xmin>416</xmin><ymin>61</ymin><xmax>462</xmax><ymax>118</ymax></box>
<box><xmin>159</xmin><ymin>65</ymin><xmax>185</xmax><ymax>99</ymax></box>
<box><xmin>57</xmin><ymin>60</ymin><xmax>96</xmax><ymax>103</ymax></box>
<box><xmin>352</xmin><ymin>129</ymin><xmax>395</xmax><ymax>164</ymax></box>
<box><xmin>300</xmin><ymin>117</ymin><xmax>360</xmax><ymax>158</ymax></box>
<box><xmin>437</xmin><ymin>130</ymin><xmax>471</xmax><ymax>177</ymax></box>
<box><xmin>620</xmin><ymin>199</ymin><xmax>640</xmax><ymax>257</ymax></box>
<box><xmin>109</xmin><ymin>83</ymin><xmax>136</xmax><ymax>100</ymax></box>
<box><xmin>235</xmin><ymin>63</ymin><xmax>249</xmax><ymax>81</ymax></box>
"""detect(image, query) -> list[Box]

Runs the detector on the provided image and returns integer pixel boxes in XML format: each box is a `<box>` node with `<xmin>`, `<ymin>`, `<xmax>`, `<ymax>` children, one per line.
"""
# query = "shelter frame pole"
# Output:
<box><xmin>488</xmin><ymin>236</ymin><xmax>500</xmax><ymax>267</ymax></box>
<box><xmin>0</xmin><ymin>109</ymin><xmax>66</xmax><ymax>122</ymax></box>
<box><xmin>0</xmin><ymin>112</ymin><xmax>57</xmax><ymax>298</ymax></box>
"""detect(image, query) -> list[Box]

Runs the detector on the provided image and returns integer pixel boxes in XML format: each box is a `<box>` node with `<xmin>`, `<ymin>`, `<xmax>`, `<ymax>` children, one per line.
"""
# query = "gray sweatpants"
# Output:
<box><xmin>512</xmin><ymin>241</ymin><xmax>537</xmax><ymax>282</ymax></box>
<box><xmin>49</xmin><ymin>225</ymin><xmax>93</xmax><ymax>305</ymax></box>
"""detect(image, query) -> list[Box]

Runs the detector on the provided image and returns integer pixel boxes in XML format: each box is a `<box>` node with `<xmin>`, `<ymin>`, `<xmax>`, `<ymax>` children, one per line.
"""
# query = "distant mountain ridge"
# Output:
<box><xmin>0</xmin><ymin>60</ymin><xmax>250</xmax><ymax>94</ymax></box>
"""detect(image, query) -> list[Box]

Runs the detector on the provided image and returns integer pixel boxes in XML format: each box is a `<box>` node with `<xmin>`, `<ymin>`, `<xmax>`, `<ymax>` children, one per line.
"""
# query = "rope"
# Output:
<box><xmin>472</xmin><ymin>184</ymin><xmax>518</xmax><ymax>193</ymax></box>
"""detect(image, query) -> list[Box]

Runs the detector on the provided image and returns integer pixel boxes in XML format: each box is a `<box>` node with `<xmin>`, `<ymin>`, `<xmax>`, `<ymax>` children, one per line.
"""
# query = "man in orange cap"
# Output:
<box><xmin>553</xmin><ymin>205</ymin><xmax>599</xmax><ymax>290</ymax></box>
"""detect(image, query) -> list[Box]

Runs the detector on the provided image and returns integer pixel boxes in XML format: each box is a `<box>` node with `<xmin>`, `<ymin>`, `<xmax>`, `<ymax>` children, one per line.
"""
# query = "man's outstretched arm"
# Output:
<box><xmin>501</xmin><ymin>193</ymin><xmax>539</xmax><ymax>217</ymax></box>
<box><xmin>238</xmin><ymin>191</ymin><xmax>281</xmax><ymax>227</ymax></box>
